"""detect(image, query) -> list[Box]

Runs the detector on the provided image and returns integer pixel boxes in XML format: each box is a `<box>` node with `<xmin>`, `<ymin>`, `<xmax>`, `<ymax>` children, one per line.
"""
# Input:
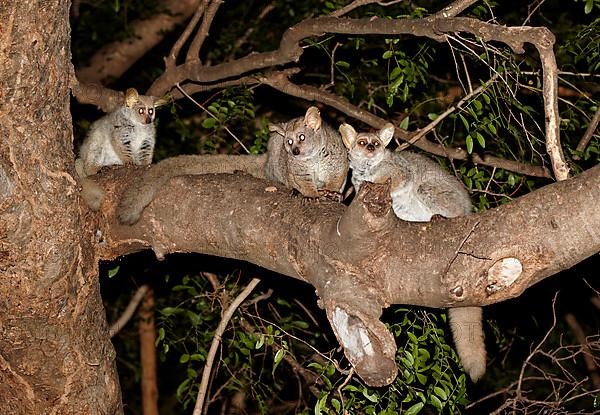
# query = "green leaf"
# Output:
<box><xmin>332</xmin><ymin>398</ymin><xmax>341</xmax><ymax>412</ymax></box>
<box><xmin>430</xmin><ymin>394</ymin><xmax>443</xmax><ymax>411</ymax></box>
<box><xmin>488</xmin><ymin>123</ymin><xmax>497</xmax><ymax>135</ymax></box>
<box><xmin>107</xmin><ymin>266</ymin><xmax>120</xmax><ymax>279</ymax></box>
<box><xmin>336</xmin><ymin>60</ymin><xmax>350</xmax><ymax>68</ymax></box>
<box><xmin>585</xmin><ymin>0</ymin><xmax>593</xmax><ymax>13</ymax></box>
<box><xmin>202</xmin><ymin>118</ymin><xmax>217</xmax><ymax>128</ymax></box>
<box><xmin>382</xmin><ymin>50</ymin><xmax>394</xmax><ymax>59</ymax></box>
<box><xmin>362</xmin><ymin>388</ymin><xmax>378</xmax><ymax>403</ymax></box>
<box><xmin>390</xmin><ymin>66</ymin><xmax>403</xmax><ymax>80</ymax></box>
<box><xmin>434</xmin><ymin>386</ymin><xmax>448</xmax><ymax>400</ymax></box>
<box><xmin>475</xmin><ymin>131</ymin><xmax>486</xmax><ymax>148</ymax></box>
<box><xmin>255</xmin><ymin>335</ymin><xmax>265</xmax><ymax>349</ymax></box>
<box><xmin>273</xmin><ymin>349</ymin><xmax>285</xmax><ymax>374</ymax></box>
<box><xmin>466</xmin><ymin>135</ymin><xmax>473</xmax><ymax>154</ymax></box>
<box><xmin>427</xmin><ymin>113</ymin><xmax>438</xmax><ymax>121</ymax></box>
<box><xmin>400</xmin><ymin>116</ymin><xmax>410</xmax><ymax>130</ymax></box>
<box><xmin>179</xmin><ymin>354</ymin><xmax>190</xmax><ymax>364</ymax></box>
<box><xmin>405</xmin><ymin>402</ymin><xmax>424</xmax><ymax>415</ymax></box>
<box><xmin>458</xmin><ymin>114</ymin><xmax>469</xmax><ymax>131</ymax></box>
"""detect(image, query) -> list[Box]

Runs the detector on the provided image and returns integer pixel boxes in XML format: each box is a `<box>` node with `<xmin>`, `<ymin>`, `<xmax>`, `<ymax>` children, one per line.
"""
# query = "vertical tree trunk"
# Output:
<box><xmin>0</xmin><ymin>1</ymin><xmax>122</xmax><ymax>413</ymax></box>
<box><xmin>139</xmin><ymin>288</ymin><xmax>159</xmax><ymax>415</ymax></box>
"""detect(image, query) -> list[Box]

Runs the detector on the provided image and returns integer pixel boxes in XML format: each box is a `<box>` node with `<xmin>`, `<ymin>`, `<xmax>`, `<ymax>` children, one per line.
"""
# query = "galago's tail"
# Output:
<box><xmin>447</xmin><ymin>306</ymin><xmax>486</xmax><ymax>382</ymax></box>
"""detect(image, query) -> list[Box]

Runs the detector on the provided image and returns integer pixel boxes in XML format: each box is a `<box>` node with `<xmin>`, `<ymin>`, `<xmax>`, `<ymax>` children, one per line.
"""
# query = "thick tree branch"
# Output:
<box><xmin>76</xmin><ymin>0</ymin><xmax>201</xmax><ymax>85</ymax></box>
<box><xmin>87</xmin><ymin>161</ymin><xmax>599</xmax><ymax>385</ymax></box>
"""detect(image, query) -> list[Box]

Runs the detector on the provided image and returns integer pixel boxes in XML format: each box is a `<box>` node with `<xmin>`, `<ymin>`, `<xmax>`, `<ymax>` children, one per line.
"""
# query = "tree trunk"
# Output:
<box><xmin>0</xmin><ymin>1</ymin><xmax>121</xmax><ymax>413</ymax></box>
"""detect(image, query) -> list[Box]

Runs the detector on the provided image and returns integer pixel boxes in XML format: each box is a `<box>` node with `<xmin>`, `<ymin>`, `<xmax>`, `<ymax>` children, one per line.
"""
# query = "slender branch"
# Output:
<box><xmin>186</xmin><ymin>0</ymin><xmax>223</xmax><ymax>63</ymax></box>
<box><xmin>564</xmin><ymin>313</ymin><xmax>600</xmax><ymax>389</ymax></box>
<box><xmin>431</xmin><ymin>0</ymin><xmax>479</xmax><ymax>18</ymax></box>
<box><xmin>109</xmin><ymin>285</ymin><xmax>150</xmax><ymax>337</ymax></box>
<box><xmin>534</xmin><ymin>39</ymin><xmax>570</xmax><ymax>180</ymax></box>
<box><xmin>192</xmin><ymin>278</ymin><xmax>261</xmax><ymax>415</ymax></box>
<box><xmin>330</xmin><ymin>0</ymin><xmax>404</xmax><ymax>17</ymax></box>
<box><xmin>574</xmin><ymin>105</ymin><xmax>600</xmax><ymax>158</ymax></box>
<box><xmin>398</xmin><ymin>74</ymin><xmax>499</xmax><ymax>151</ymax></box>
<box><xmin>139</xmin><ymin>288</ymin><xmax>159</xmax><ymax>415</ymax></box>
<box><xmin>175</xmin><ymin>83</ymin><xmax>250</xmax><ymax>154</ymax></box>
<box><xmin>166</xmin><ymin>0</ymin><xmax>210</xmax><ymax>70</ymax></box>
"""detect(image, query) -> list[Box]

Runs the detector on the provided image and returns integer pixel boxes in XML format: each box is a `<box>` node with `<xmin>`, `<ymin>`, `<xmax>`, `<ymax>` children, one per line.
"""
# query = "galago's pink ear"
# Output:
<box><xmin>339</xmin><ymin>123</ymin><xmax>358</xmax><ymax>149</ymax></box>
<box><xmin>124</xmin><ymin>88</ymin><xmax>139</xmax><ymax>108</ymax></box>
<box><xmin>269</xmin><ymin>122</ymin><xmax>286</xmax><ymax>136</ymax></box>
<box><xmin>378</xmin><ymin>123</ymin><xmax>395</xmax><ymax>147</ymax></box>
<box><xmin>304</xmin><ymin>106</ymin><xmax>322</xmax><ymax>131</ymax></box>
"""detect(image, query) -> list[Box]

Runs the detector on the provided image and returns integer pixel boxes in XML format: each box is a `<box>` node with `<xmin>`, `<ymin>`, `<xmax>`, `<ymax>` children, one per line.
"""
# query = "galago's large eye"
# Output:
<box><xmin>138</xmin><ymin>108</ymin><xmax>145</xmax><ymax>115</ymax></box>
<box><xmin>287</xmin><ymin>139</ymin><xmax>293</xmax><ymax>146</ymax></box>
<box><xmin>299</xmin><ymin>133</ymin><xmax>305</xmax><ymax>141</ymax></box>
<box><xmin>358</xmin><ymin>140</ymin><xmax>367</xmax><ymax>146</ymax></box>
<box><xmin>374</xmin><ymin>141</ymin><xmax>380</xmax><ymax>147</ymax></box>
<box><xmin>148</xmin><ymin>108</ymin><xmax>154</xmax><ymax>115</ymax></box>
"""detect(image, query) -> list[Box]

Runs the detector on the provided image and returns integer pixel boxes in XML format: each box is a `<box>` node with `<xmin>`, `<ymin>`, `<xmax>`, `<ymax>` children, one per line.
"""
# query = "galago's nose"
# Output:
<box><xmin>292</xmin><ymin>147</ymin><xmax>300</xmax><ymax>156</ymax></box>
<box><xmin>366</xmin><ymin>143</ymin><xmax>375</xmax><ymax>151</ymax></box>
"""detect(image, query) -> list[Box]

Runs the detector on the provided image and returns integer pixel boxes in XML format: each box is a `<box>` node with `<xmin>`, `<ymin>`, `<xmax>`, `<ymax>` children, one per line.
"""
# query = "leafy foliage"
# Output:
<box><xmin>77</xmin><ymin>0</ymin><xmax>600</xmax><ymax>413</ymax></box>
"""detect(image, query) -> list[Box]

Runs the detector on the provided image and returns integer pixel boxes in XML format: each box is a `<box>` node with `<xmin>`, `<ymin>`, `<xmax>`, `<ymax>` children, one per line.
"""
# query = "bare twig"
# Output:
<box><xmin>175</xmin><ymin>83</ymin><xmax>250</xmax><ymax>154</ymax></box>
<box><xmin>139</xmin><ymin>288</ymin><xmax>159</xmax><ymax>415</ymax></box>
<box><xmin>534</xmin><ymin>39</ymin><xmax>570</xmax><ymax>180</ymax></box>
<box><xmin>398</xmin><ymin>74</ymin><xmax>499</xmax><ymax>150</ymax></box>
<box><xmin>330</xmin><ymin>0</ymin><xmax>404</xmax><ymax>17</ymax></box>
<box><xmin>167</xmin><ymin>0</ymin><xmax>210</xmax><ymax>70</ymax></box>
<box><xmin>192</xmin><ymin>278</ymin><xmax>261</xmax><ymax>415</ymax></box>
<box><xmin>186</xmin><ymin>0</ymin><xmax>223</xmax><ymax>63</ymax></box>
<box><xmin>109</xmin><ymin>285</ymin><xmax>150</xmax><ymax>337</ymax></box>
<box><xmin>574</xmin><ymin>105</ymin><xmax>600</xmax><ymax>159</ymax></box>
<box><xmin>515</xmin><ymin>293</ymin><xmax>559</xmax><ymax>402</ymax></box>
<box><xmin>564</xmin><ymin>313</ymin><xmax>600</xmax><ymax>389</ymax></box>
<box><xmin>431</xmin><ymin>0</ymin><xmax>479</xmax><ymax>18</ymax></box>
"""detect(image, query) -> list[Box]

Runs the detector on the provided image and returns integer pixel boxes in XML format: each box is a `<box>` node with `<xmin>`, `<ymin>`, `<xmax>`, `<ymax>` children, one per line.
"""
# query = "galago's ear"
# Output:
<box><xmin>339</xmin><ymin>123</ymin><xmax>358</xmax><ymax>149</ymax></box>
<box><xmin>124</xmin><ymin>88</ymin><xmax>139</xmax><ymax>108</ymax></box>
<box><xmin>378</xmin><ymin>123</ymin><xmax>395</xmax><ymax>147</ymax></box>
<box><xmin>153</xmin><ymin>94</ymin><xmax>172</xmax><ymax>107</ymax></box>
<box><xmin>304</xmin><ymin>106</ymin><xmax>322</xmax><ymax>131</ymax></box>
<box><xmin>269</xmin><ymin>122</ymin><xmax>286</xmax><ymax>136</ymax></box>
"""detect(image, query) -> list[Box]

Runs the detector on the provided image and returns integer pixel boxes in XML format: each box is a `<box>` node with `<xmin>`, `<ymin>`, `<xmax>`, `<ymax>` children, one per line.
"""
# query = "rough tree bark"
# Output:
<box><xmin>90</xmin><ymin>160</ymin><xmax>600</xmax><ymax>386</ymax></box>
<box><xmin>0</xmin><ymin>1</ymin><xmax>122</xmax><ymax>413</ymax></box>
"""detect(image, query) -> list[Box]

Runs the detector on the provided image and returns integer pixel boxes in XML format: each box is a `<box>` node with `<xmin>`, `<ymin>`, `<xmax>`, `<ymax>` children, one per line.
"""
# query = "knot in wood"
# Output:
<box><xmin>450</xmin><ymin>285</ymin><xmax>464</xmax><ymax>299</ymax></box>
<box><xmin>361</xmin><ymin>180</ymin><xmax>392</xmax><ymax>217</ymax></box>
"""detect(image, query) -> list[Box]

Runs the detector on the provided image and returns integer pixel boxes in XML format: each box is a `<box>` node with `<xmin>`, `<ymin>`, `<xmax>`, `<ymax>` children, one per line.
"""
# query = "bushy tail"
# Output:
<box><xmin>80</xmin><ymin>177</ymin><xmax>104</xmax><ymax>211</ymax></box>
<box><xmin>118</xmin><ymin>154</ymin><xmax>267</xmax><ymax>225</ymax></box>
<box><xmin>448</xmin><ymin>306</ymin><xmax>486</xmax><ymax>382</ymax></box>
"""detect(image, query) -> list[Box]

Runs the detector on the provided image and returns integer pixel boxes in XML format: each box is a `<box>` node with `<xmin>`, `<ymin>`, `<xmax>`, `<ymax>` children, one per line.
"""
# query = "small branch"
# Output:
<box><xmin>71</xmin><ymin>82</ymin><xmax>124</xmax><ymax>113</ymax></box>
<box><xmin>574</xmin><ymin>105</ymin><xmax>600</xmax><ymax>158</ymax></box>
<box><xmin>591</xmin><ymin>296</ymin><xmax>600</xmax><ymax>311</ymax></box>
<box><xmin>175</xmin><ymin>84</ymin><xmax>250</xmax><ymax>154</ymax></box>
<box><xmin>166</xmin><ymin>0</ymin><xmax>210</xmax><ymax>70</ymax></box>
<box><xmin>139</xmin><ymin>288</ymin><xmax>159</xmax><ymax>415</ymax></box>
<box><xmin>564</xmin><ymin>313</ymin><xmax>600</xmax><ymax>389</ymax></box>
<box><xmin>534</xmin><ymin>38</ymin><xmax>570</xmax><ymax>180</ymax></box>
<box><xmin>398</xmin><ymin>74</ymin><xmax>498</xmax><ymax>151</ymax></box>
<box><xmin>186</xmin><ymin>0</ymin><xmax>223</xmax><ymax>63</ymax></box>
<box><xmin>330</xmin><ymin>0</ymin><xmax>404</xmax><ymax>17</ymax></box>
<box><xmin>515</xmin><ymin>293</ymin><xmax>559</xmax><ymax>401</ymax></box>
<box><xmin>431</xmin><ymin>0</ymin><xmax>479</xmax><ymax>18</ymax></box>
<box><xmin>192</xmin><ymin>278</ymin><xmax>261</xmax><ymax>415</ymax></box>
<box><xmin>109</xmin><ymin>285</ymin><xmax>150</xmax><ymax>337</ymax></box>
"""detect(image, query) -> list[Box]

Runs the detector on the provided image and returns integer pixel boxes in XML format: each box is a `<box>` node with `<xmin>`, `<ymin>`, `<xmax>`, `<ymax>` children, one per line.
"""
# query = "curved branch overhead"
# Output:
<box><xmin>73</xmin><ymin>0</ymin><xmax>562</xmax><ymax>179</ymax></box>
